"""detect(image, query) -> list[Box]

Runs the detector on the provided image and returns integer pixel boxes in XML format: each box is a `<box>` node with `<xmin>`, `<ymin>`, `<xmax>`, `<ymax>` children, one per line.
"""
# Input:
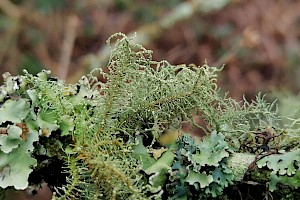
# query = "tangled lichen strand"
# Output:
<box><xmin>0</xmin><ymin>69</ymin><xmax>149</xmax><ymax>199</ymax></box>
<box><xmin>69</xmin><ymin>33</ymin><xmax>298</xmax><ymax>199</ymax></box>
<box><xmin>1</xmin><ymin>33</ymin><xmax>300</xmax><ymax>199</ymax></box>
<box><xmin>104</xmin><ymin>34</ymin><xmax>282</xmax><ymax>146</ymax></box>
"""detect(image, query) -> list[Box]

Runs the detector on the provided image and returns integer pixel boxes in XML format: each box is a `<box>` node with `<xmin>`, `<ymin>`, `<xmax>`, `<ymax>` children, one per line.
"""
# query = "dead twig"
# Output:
<box><xmin>79</xmin><ymin>0</ymin><xmax>232</xmax><ymax>74</ymax></box>
<box><xmin>0</xmin><ymin>0</ymin><xmax>22</xmax><ymax>19</ymax></box>
<box><xmin>58</xmin><ymin>15</ymin><xmax>79</xmax><ymax>79</ymax></box>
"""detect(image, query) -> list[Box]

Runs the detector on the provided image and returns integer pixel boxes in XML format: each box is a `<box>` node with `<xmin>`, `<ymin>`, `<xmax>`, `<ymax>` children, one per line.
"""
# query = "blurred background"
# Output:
<box><xmin>0</xmin><ymin>0</ymin><xmax>300</xmax><ymax>100</ymax></box>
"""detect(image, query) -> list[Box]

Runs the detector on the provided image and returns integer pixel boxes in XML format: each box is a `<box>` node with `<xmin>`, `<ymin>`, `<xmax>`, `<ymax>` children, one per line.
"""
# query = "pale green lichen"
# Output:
<box><xmin>227</xmin><ymin>152</ymin><xmax>256</xmax><ymax>181</ymax></box>
<box><xmin>0</xmin><ymin>33</ymin><xmax>299</xmax><ymax>199</ymax></box>
<box><xmin>257</xmin><ymin>149</ymin><xmax>300</xmax><ymax>191</ymax></box>
<box><xmin>0</xmin><ymin>129</ymin><xmax>38</xmax><ymax>189</ymax></box>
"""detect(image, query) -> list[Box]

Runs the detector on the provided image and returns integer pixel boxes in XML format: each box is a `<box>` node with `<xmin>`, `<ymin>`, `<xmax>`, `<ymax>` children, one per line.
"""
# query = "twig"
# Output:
<box><xmin>79</xmin><ymin>0</ymin><xmax>232</xmax><ymax>72</ymax></box>
<box><xmin>237</xmin><ymin>188</ymin><xmax>243</xmax><ymax>200</ymax></box>
<box><xmin>0</xmin><ymin>0</ymin><xmax>22</xmax><ymax>67</ymax></box>
<box><xmin>0</xmin><ymin>20</ymin><xmax>20</xmax><ymax>67</ymax></box>
<box><xmin>58</xmin><ymin>15</ymin><xmax>79</xmax><ymax>79</ymax></box>
<box><xmin>0</xmin><ymin>0</ymin><xmax>55</xmax><ymax>73</ymax></box>
<box><xmin>0</xmin><ymin>0</ymin><xmax>22</xmax><ymax>19</ymax></box>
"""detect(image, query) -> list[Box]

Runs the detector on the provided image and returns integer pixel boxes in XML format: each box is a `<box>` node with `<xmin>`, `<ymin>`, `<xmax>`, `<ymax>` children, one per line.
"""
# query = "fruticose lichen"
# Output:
<box><xmin>0</xmin><ymin>33</ymin><xmax>299</xmax><ymax>199</ymax></box>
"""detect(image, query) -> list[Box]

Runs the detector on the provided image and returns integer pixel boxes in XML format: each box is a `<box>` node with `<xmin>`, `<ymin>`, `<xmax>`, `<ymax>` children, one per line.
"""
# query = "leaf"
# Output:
<box><xmin>59</xmin><ymin>115</ymin><xmax>74</xmax><ymax>136</ymax></box>
<box><xmin>256</xmin><ymin>149</ymin><xmax>300</xmax><ymax>191</ymax></box>
<box><xmin>185</xmin><ymin>170</ymin><xmax>213</xmax><ymax>189</ymax></box>
<box><xmin>131</xmin><ymin>136</ymin><xmax>155</xmax><ymax>169</ymax></box>
<box><xmin>205</xmin><ymin>182</ymin><xmax>224</xmax><ymax>197</ymax></box>
<box><xmin>152</xmin><ymin>147</ymin><xmax>167</xmax><ymax>160</ymax></box>
<box><xmin>268</xmin><ymin>170</ymin><xmax>300</xmax><ymax>192</ymax></box>
<box><xmin>37</xmin><ymin>111</ymin><xmax>59</xmax><ymax>137</ymax></box>
<box><xmin>0</xmin><ymin>125</ymin><xmax>23</xmax><ymax>153</ymax></box>
<box><xmin>0</xmin><ymin>99</ymin><xmax>30</xmax><ymax>125</ymax></box>
<box><xmin>144</xmin><ymin>150</ymin><xmax>175</xmax><ymax>175</ymax></box>
<box><xmin>27</xmin><ymin>89</ymin><xmax>37</xmax><ymax>104</ymax></box>
<box><xmin>27</xmin><ymin>89</ymin><xmax>38</xmax><ymax>120</ymax></box>
<box><xmin>190</xmin><ymin>131</ymin><xmax>229</xmax><ymax>167</ymax></box>
<box><xmin>257</xmin><ymin>149</ymin><xmax>300</xmax><ymax>176</ymax></box>
<box><xmin>0</xmin><ymin>129</ymin><xmax>38</xmax><ymax>189</ymax></box>
<box><xmin>144</xmin><ymin>149</ymin><xmax>175</xmax><ymax>190</ymax></box>
<box><xmin>203</xmin><ymin>163</ymin><xmax>234</xmax><ymax>197</ymax></box>
<box><xmin>211</xmin><ymin>167</ymin><xmax>233</xmax><ymax>187</ymax></box>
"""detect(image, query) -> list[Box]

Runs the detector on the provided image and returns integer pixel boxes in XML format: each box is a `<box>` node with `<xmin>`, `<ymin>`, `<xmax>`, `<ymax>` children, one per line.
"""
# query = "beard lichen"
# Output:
<box><xmin>0</xmin><ymin>33</ymin><xmax>299</xmax><ymax>199</ymax></box>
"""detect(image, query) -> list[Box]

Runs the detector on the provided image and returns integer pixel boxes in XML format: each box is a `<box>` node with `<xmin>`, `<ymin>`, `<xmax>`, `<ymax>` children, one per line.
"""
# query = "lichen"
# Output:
<box><xmin>0</xmin><ymin>33</ymin><xmax>299</xmax><ymax>199</ymax></box>
<box><xmin>227</xmin><ymin>152</ymin><xmax>256</xmax><ymax>181</ymax></box>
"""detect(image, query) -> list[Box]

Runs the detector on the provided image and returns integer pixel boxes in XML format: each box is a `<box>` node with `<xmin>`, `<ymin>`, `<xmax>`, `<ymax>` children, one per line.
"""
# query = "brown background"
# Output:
<box><xmin>0</xmin><ymin>0</ymin><xmax>300</xmax><ymax>100</ymax></box>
